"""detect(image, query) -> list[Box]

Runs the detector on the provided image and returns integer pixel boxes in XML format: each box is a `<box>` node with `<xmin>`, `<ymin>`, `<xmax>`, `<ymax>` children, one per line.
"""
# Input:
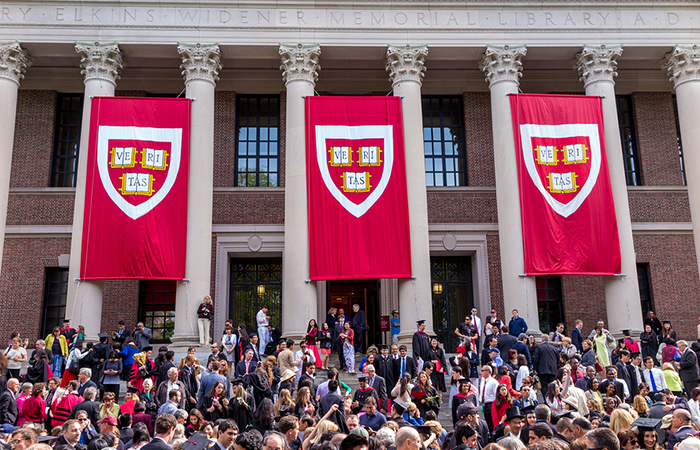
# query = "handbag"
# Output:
<box><xmin>67</xmin><ymin>356</ymin><xmax>80</xmax><ymax>373</ymax></box>
<box><xmin>204</xmin><ymin>311</ymin><xmax>214</xmax><ymax>320</ymax></box>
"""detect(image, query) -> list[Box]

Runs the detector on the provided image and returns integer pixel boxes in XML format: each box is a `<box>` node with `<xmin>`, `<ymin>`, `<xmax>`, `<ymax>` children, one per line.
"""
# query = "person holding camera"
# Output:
<box><xmin>197</xmin><ymin>295</ymin><xmax>214</xmax><ymax>347</ymax></box>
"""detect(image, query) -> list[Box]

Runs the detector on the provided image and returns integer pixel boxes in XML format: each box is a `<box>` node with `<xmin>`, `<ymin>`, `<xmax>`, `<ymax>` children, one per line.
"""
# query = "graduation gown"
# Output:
<box><xmin>228</xmin><ymin>395</ymin><xmax>255</xmax><ymax>431</ymax></box>
<box><xmin>451</xmin><ymin>393</ymin><xmax>477</xmax><ymax>427</ymax></box>
<box><xmin>376</xmin><ymin>355</ymin><xmax>396</xmax><ymax>391</ymax></box>
<box><xmin>412</xmin><ymin>331</ymin><xmax>431</xmax><ymax>363</ymax></box>
<box><xmin>352</xmin><ymin>387</ymin><xmax>379</xmax><ymax>414</ymax></box>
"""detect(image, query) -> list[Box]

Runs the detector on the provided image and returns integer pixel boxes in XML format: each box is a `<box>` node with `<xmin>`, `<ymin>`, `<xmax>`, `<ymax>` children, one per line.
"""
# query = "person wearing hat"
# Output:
<box><xmin>412</xmin><ymin>320</ymin><xmax>431</xmax><ymax>372</ymax></box>
<box><xmin>391</xmin><ymin>310</ymin><xmax>401</xmax><ymax>345</ymax></box>
<box><xmin>376</xmin><ymin>345</ymin><xmax>397</xmax><ymax>391</ymax></box>
<box><xmin>279</xmin><ymin>369</ymin><xmax>296</xmax><ymax>395</ymax></box>
<box><xmin>131</xmin><ymin>347</ymin><xmax>156</xmax><ymax>393</ymax></box>
<box><xmin>61</xmin><ymin>319</ymin><xmax>77</xmax><ymax>344</ymax></box>
<box><xmin>389</xmin><ymin>398</ymin><xmax>413</xmax><ymax>428</ymax></box>
<box><xmin>496</xmin><ymin>406</ymin><xmax>525</xmax><ymax>442</ymax></box>
<box><xmin>228</xmin><ymin>378</ymin><xmax>255</xmax><ymax>430</ymax></box>
<box><xmin>454</xmin><ymin>402</ymin><xmax>489</xmax><ymax>449</ymax></box>
<box><xmin>352</xmin><ymin>373</ymin><xmax>378</xmax><ymax>414</ymax></box>
<box><xmin>451</xmin><ymin>379</ymin><xmax>476</xmax><ymax>426</ymax></box>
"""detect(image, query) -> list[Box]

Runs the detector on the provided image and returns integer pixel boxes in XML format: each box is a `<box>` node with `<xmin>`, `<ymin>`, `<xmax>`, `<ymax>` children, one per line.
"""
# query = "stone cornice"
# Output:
<box><xmin>574</xmin><ymin>44</ymin><xmax>623</xmax><ymax>89</ymax></box>
<box><xmin>178</xmin><ymin>43</ymin><xmax>222</xmax><ymax>86</ymax></box>
<box><xmin>479</xmin><ymin>45</ymin><xmax>527</xmax><ymax>88</ymax></box>
<box><xmin>279</xmin><ymin>43</ymin><xmax>321</xmax><ymax>86</ymax></box>
<box><xmin>75</xmin><ymin>42</ymin><xmax>123</xmax><ymax>85</ymax></box>
<box><xmin>386</xmin><ymin>44</ymin><xmax>428</xmax><ymax>87</ymax></box>
<box><xmin>664</xmin><ymin>45</ymin><xmax>700</xmax><ymax>89</ymax></box>
<box><xmin>0</xmin><ymin>41</ymin><xmax>32</xmax><ymax>86</ymax></box>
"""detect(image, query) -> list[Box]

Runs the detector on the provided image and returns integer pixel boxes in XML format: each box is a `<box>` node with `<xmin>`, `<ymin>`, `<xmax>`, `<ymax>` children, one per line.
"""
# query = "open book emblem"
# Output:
<box><xmin>519</xmin><ymin>123</ymin><xmax>601</xmax><ymax>218</ymax></box>
<box><xmin>97</xmin><ymin>125</ymin><xmax>183</xmax><ymax>220</ymax></box>
<box><xmin>315</xmin><ymin>125</ymin><xmax>393</xmax><ymax>218</ymax></box>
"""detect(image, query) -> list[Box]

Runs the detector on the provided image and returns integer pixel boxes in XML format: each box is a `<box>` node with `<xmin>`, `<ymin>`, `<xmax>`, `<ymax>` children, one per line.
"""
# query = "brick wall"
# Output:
<box><xmin>464</xmin><ymin>92</ymin><xmax>495</xmax><ymax>187</ymax></box>
<box><xmin>6</xmin><ymin>193</ymin><xmax>74</xmax><ymax>225</ymax></box>
<box><xmin>214</xmin><ymin>91</ymin><xmax>236</xmax><ymax>187</ymax></box>
<box><xmin>561</xmin><ymin>275</ymin><xmax>606</xmax><ymax>339</ymax></box>
<box><xmin>628</xmin><ymin>191</ymin><xmax>691</xmax><ymax>223</ymax></box>
<box><xmin>632</xmin><ymin>92</ymin><xmax>684</xmax><ymax>187</ymax></box>
<box><xmin>635</xmin><ymin>234</ymin><xmax>700</xmax><ymax>340</ymax></box>
<box><xmin>212</xmin><ymin>192</ymin><xmax>284</xmax><ymax>224</ymax></box>
<box><xmin>11</xmin><ymin>90</ymin><xmax>57</xmax><ymax>188</ymax></box>
<box><xmin>427</xmin><ymin>191</ymin><xmax>497</xmax><ymax>223</ymax></box>
<box><xmin>102</xmin><ymin>280</ymin><xmax>140</xmax><ymax>334</ymax></box>
<box><xmin>487</xmin><ymin>235</ymin><xmax>504</xmax><ymax>316</ymax></box>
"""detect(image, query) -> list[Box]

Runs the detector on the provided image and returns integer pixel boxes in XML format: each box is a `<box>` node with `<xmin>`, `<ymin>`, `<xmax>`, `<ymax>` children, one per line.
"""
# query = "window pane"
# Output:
<box><xmin>430</xmin><ymin>257</ymin><xmax>473</xmax><ymax>349</ymax></box>
<box><xmin>42</xmin><ymin>269</ymin><xmax>69</xmax><ymax>337</ymax></box>
<box><xmin>616</xmin><ymin>95</ymin><xmax>641</xmax><ymax>186</ymax></box>
<box><xmin>422</xmin><ymin>96</ymin><xmax>467</xmax><ymax>186</ymax></box>
<box><xmin>139</xmin><ymin>281</ymin><xmax>177</xmax><ymax>343</ymax></box>
<box><xmin>235</xmin><ymin>95</ymin><xmax>281</xmax><ymax>187</ymax></box>
<box><xmin>230</xmin><ymin>258</ymin><xmax>283</xmax><ymax>333</ymax></box>
<box><xmin>51</xmin><ymin>94</ymin><xmax>84</xmax><ymax>187</ymax></box>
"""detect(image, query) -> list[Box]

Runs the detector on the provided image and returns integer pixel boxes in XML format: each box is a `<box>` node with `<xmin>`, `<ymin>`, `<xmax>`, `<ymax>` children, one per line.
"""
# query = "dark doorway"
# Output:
<box><xmin>327</xmin><ymin>280</ymin><xmax>380</xmax><ymax>352</ymax></box>
<box><xmin>229</xmin><ymin>258</ymin><xmax>283</xmax><ymax>332</ymax></box>
<box><xmin>431</xmin><ymin>257</ymin><xmax>474</xmax><ymax>351</ymax></box>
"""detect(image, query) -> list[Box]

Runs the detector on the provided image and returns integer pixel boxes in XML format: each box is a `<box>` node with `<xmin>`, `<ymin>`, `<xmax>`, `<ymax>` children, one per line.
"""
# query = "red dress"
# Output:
<box><xmin>491</xmin><ymin>395</ymin><xmax>512</xmax><ymax>430</ymax></box>
<box><xmin>497</xmin><ymin>375</ymin><xmax>521</xmax><ymax>399</ymax></box>
<box><xmin>305</xmin><ymin>327</ymin><xmax>323</xmax><ymax>367</ymax></box>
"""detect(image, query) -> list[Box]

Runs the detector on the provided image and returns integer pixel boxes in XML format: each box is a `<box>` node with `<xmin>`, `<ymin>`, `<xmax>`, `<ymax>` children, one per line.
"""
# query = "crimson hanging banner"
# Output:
<box><xmin>80</xmin><ymin>97</ymin><xmax>190</xmax><ymax>279</ymax></box>
<box><xmin>510</xmin><ymin>94</ymin><xmax>621</xmax><ymax>275</ymax></box>
<box><xmin>306</xmin><ymin>96</ymin><xmax>412</xmax><ymax>280</ymax></box>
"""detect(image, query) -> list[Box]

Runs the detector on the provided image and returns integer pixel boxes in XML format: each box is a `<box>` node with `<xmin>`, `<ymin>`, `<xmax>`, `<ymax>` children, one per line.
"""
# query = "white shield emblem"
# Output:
<box><xmin>519</xmin><ymin>123</ymin><xmax>601</xmax><ymax>218</ymax></box>
<box><xmin>97</xmin><ymin>125</ymin><xmax>183</xmax><ymax>220</ymax></box>
<box><xmin>315</xmin><ymin>125</ymin><xmax>393</xmax><ymax>218</ymax></box>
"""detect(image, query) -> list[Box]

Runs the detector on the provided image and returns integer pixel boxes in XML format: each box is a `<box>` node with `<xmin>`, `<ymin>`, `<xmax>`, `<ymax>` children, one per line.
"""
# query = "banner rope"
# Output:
<box><xmin>71</xmin><ymin>280</ymin><xmax>81</xmax><ymax>325</ymax></box>
<box><xmin>411</xmin><ymin>277</ymin><xmax>418</xmax><ymax>327</ymax></box>
<box><xmin>183</xmin><ymin>279</ymin><xmax>195</xmax><ymax>334</ymax></box>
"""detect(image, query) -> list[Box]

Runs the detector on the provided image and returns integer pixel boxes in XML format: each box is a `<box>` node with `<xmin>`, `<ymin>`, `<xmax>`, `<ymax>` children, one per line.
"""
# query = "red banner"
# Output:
<box><xmin>306</xmin><ymin>96</ymin><xmax>411</xmax><ymax>280</ymax></box>
<box><xmin>510</xmin><ymin>94</ymin><xmax>621</xmax><ymax>275</ymax></box>
<box><xmin>80</xmin><ymin>97</ymin><xmax>190</xmax><ymax>279</ymax></box>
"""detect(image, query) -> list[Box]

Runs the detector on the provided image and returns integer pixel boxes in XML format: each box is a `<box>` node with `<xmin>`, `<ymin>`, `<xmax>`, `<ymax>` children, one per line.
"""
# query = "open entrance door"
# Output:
<box><xmin>328</xmin><ymin>280</ymin><xmax>380</xmax><ymax>353</ymax></box>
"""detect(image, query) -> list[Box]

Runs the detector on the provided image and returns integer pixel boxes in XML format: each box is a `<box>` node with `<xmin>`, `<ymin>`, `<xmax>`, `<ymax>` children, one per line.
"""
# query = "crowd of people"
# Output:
<box><xmin>0</xmin><ymin>303</ymin><xmax>700</xmax><ymax>450</ymax></box>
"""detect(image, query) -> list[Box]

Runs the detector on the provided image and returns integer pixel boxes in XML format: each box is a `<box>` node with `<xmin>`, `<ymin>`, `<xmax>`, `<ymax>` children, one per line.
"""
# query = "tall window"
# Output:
<box><xmin>616</xmin><ymin>95</ymin><xmax>641</xmax><ymax>186</ymax></box>
<box><xmin>673</xmin><ymin>95</ymin><xmax>686</xmax><ymax>186</ymax></box>
<box><xmin>229</xmin><ymin>259</ymin><xmax>282</xmax><ymax>332</ymax></box>
<box><xmin>422</xmin><ymin>96</ymin><xmax>467</xmax><ymax>187</ymax></box>
<box><xmin>51</xmin><ymin>94</ymin><xmax>84</xmax><ymax>187</ymax></box>
<box><xmin>536</xmin><ymin>275</ymin><xmax>564</xmax><ymax>334</ymax></box>
<box><xmin>42</xmin><ymin>269</ymin><xmax>69</xmax><ymax>337</ymax></box>
<box><xmin>235</xmin><ymin>95</ymin><xmax>280</xmax><ymax>187</ymax></box>
<box><xmin>139</xmin><ymin>281</ymin><xmax>176</xmax><ymax>342</ymax></box>
<box><xmin>430</xmin><ymin>257</ymin><xmax>473</xmax><ymax>349</ymax></box>
<box><xmin>637</xmin><ymin>263</ymin><xmax>654</xmax><ymax>318</ymax></box>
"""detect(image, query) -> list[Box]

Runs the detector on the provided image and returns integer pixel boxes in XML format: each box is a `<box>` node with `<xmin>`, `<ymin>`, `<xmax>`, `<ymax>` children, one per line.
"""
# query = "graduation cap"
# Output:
<box><xmin>416</xmin><ymin>320</ymin><xmax>426</xmax><ymax>325</ymax></box>
<box><xmin>357</xmin><ymin>373</ymin><xmax>368</xmax><ymax>381</ymax></box>
<box><xmin>179</xmin><ymin>433</ymin><xmax>211</xmax><ymax>450</ymax></box>
<box><xmin>378</xmin><ymin>344</ymin><xmax>389</xmax><ymax>350</ymax></box>
<box><xmin>622</xmin><ymin>329</ymin><xmax>631</xmax><ymax>336</ymax></box>
<box><xmin>142</xmin><ymin>346</ymin><xmax>153</xmax><ymax>352</ymax></box>
<box><xmin>393</xmin><ymin>398</ymin><xmax>409</xmax><ymax>414</ymax></box>
<box><xmin>126</xmin><ymin>387</ymin><xmax>139</xmax><ymax>394</ymax></box>
<box><xmin>618</xmin><ymin>338</ymin><xmax>626</xmax><ymax>344</ymax></box>
<box><xmin>663</xmin><ymin>320</ymin><xmax>671</xmax><ymax>325</ymax></box>
<box><xmin>98</xmin><ymin>333</ymin><xmax>109</xmax><ymax>339</ymax></box>
<box><xmin>631</xmin><ymin>417</ymin><xmax>663</xmax><ymax>433</ymax></box>
<box><xmin>458</xmin><ymin>378</ymin><xmax>472</xmax><ymax>386</ymax></box>
<box><xmin>38</xmin><ymin>436</ymin><xmax>58</xmax><ymax>443</ymax></box>
<box><xmin>231</xmin><ymin>377</ymin><xmax>245</xmax><ymax>386</ymax></box>
<box><xmin>415</xmin><ymin>425</ymin><xmax>434</xmax><ymax>436</ymax></box>
<box><xmin>521</xmin><ymin>405</ymin><xmax>535</xmax><ymax>415</ymax></box>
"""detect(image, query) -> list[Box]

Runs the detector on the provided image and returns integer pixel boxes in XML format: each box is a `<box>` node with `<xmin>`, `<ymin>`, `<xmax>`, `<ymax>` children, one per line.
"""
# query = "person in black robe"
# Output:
<box><xmin>412</xmin><ymin>320</ymin><xmax>432</xmax><ymax>370</ymax></box>
<box><xmin>375</xmin><ymin>345</ymin><xmax>397</xmax><ymax>393</ymax></box>
<box><xmin>228</xmin><ymin>380</ymin><xmax>256</xmax><ymax>431</ymax></box>
<box><xmin>640</xmin><ymin>325</ymin><xmax>659</xmax><ymax>366</ymax></box>
<box><xmin>25</xmin><ymin>350</ymin><xmax>51</xmax><ymax>383</ymax></box>
<box><xmin>351</xmin><ymin>374</ymin><xmax>378</xmax><ymax>414</ymax></box>
<box><xmin>451</xmin><ymin>379</ymin><xmax>477</xmax><ymax>427</ymax></box>
<box><xmin>428</xmin><ymin>337</ymin><xmax>447</xmax><ymax>393</ymax></box>
<box><xmin>317</xmin><ymin>379</ymin><xmax>349</xmax><ymax>434</ymax></box>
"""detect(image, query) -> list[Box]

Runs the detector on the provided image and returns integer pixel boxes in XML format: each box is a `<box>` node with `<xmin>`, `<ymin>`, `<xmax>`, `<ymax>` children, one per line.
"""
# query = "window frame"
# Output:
<box><xmin>422</xmin><ymin>95</ymin><xmax>468</xmax><ymax>187</ymax></box>
<box><xmin>50</xmin><ymin>93</ymin><xmax>84</xmax><ymax>187</ymax></box>
<box><xmin>430</xmin><ymin>256</ymin><xmax>474</xmax><ymax>350</ymax></box>
<box><xmin>672</xmin><ymin>95</ymin><xmax>686</xmax><ymax>186</ymax></box>
<box><xmin>637</xmin><ymin>263</ymin><xmax>654</xmax><ymax>318</ymax></box>
<box><xmin>138</xmin><ymin>280</ymin><xmax>177</xmax><ymax>343</ymax></box>
<box><xmin>42</xmin><ymin>269</ymin><xmax>69</xmax><ymax>338</ymax></box>
<box><xmin>229</xmin><ymin>258</ymin><xmax>283</xmax><ymax>332</ymax></box>
<box><xmin>615</xmin><ymin>95</ymin><xmax>642</xmax><ymax>186</ymax></box>
<box><xmin>234</xmin><ymin>94</ymin><xmax>281</xmax><ymax>187</ymax></box>
<box><xmin>536</xmin><ymin>275</ymin><xmax>564</xmax><ymax>335</ymax></box>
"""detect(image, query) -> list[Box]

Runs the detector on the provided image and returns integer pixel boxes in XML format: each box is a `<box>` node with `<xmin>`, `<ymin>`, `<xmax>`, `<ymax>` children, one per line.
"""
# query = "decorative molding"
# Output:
<box><xmin>386</xmin><ymin>44</ymin><xmax>428</xmax><ymax>86</ymax></box>
<box><xmin>8</xmin><ymin>187</ymin><xmax>76</xmax><ymax>195</ymax></box>
<box><xmin>479</xmin><ymin>44</ymin><xmax>527</xmax><ymax>88</ymax></box>
<box><xmin>664</xmin><ymin>45</ymin><xmax>700</xmax><ymax>89</ymax></box>
<box><xmin>75</xmin><ymin>42</ymin><xmax>123</xmax><ymax>85</ymax></box>
<box><xmin>178</xmin><ymin>43</ymin><xmax>222</xmax><ymax>86</ymax></box>
<box><xmin>0</xmin><ymin>41</ymin><xmax>32</xmax><ymax>86</ymax></box>
<box><xmin>574</xmin><ymin>44</ymin><xmax>623</xmax><ymax>89</ymax></box>
<box><xmin>279</xmin><ymin>43</ymin><xmax>321</xmax><ymax>86</ymax></box>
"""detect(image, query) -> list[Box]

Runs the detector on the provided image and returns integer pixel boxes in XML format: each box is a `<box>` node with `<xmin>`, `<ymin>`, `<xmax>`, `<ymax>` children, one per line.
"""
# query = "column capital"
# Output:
<box><xmin>178</xmin><ymin>43</ymin><xmax>222</xmax><ymax>86</ymax></box>
<box><xmin>75</xmin><ymin>42</ymin><xmax>124</xmax><ymax>86</ymax></box>
<box><xmin>279</xmin><ymin>43</ymin><xmax>321</xmax><ymax>86</ymax></box>
<box><xmin>0</xmin><ymin>41</ymin><xmax>32</xmax><ymax>86</ymax></box>
<box><xmin>664</xmin><ymin>45</ymin><xmax>700</xmax><ymax>89</ymax></box>
<box><xmin>386</xmin><ymin>44</ymin><xmax>428</xmax><ymax>87</ymax></box>
<box><xmin>574</xmin><ymin>44</ymin><xmax>623</xmax><ymax>89</ymax></box>
<box><xmin>479</xmin><ymin>45</ymin><xmax>527</xmax><ymax>88</ymax></box>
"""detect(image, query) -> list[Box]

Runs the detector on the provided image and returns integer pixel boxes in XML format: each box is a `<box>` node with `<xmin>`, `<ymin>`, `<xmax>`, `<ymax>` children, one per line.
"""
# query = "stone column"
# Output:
<box><xmin>479</xmin><ymin>45</ymin><xmax>541</xmax><ymax>335</ymax></box>
<box><xmin>664</xmin><ymin>45</ymin><xmax>700</xmax><ymax>279</ymax></box>
<box><xmin>0</xmin><ymin>42</ymin><xmax>31</xmax><ymax>276</ymax></box>
<box><xmin>575</xmin><ymin>45</ymin><xmax>643</xmax><ymax>336</ymax></box>
<box><xmin>171</xmin><ymin>43</ymin><xmax>222</xmax><ymax>348</ymax></box>
<box><xmin>386</xmin><ymin>45</ymin><xmax>434</xmax><ymax>346</ymax></box>
<box><xmin>279</xmin><ymin>44</ymin><xmax>320</xmax><ymax>341</ymax></box>
<box><xmin>65</xmin><ymin>43</ymin><xmax>123</xmax><ymax>341</ymax></box>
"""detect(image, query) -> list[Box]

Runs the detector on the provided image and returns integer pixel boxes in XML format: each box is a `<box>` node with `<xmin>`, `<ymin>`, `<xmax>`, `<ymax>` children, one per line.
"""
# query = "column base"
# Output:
<box><xmin>169</xmin><ymin>332</ymin><xmax>200</xmax><ymax>352</ymax></box>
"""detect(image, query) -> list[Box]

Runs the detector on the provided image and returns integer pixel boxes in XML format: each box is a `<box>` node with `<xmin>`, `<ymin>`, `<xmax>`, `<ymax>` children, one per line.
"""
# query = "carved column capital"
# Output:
<box><xmin>386</xmin><ymin>44</ymin><xmax>428</xmax><ymax>87</ymax></box>
<box><xmin>0</xmin><ymin>41</ymin><xmax>32</xmax><ymax>86</ymax></box>
<box><xmin>75</xmin><ymin>42</ymin><xmax>123</xmax><ymax>86</ymax></box>
<box><xmin>479</xmin><ymin>45</ymin><xmax>527</xmax><ymax>88</ymax></box>
<box><xmin>279</xmin><ymin>43</ymin><xmax>321</xmax><ymax>86</ymax></box>
<box><xmin>664</xmin><ymin>45</ymin><xmax>700</xmax><ymax>89</ymax></box>
<box><xmin>574</xmin><ymin>44</ymin><xmax>623</xmax><ymax>89</ymax></box>
<box><xmin>178</xmin><ymin>43</ymin><xmax>222</xmax><ymax>86</ymax></box>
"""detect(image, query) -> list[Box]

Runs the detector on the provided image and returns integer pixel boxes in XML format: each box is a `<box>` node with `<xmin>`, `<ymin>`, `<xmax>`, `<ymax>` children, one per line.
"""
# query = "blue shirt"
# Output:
<box><xmin>158</xmin><ymin>400</ymin><xmax>179</xmax><ymax>416</ymax></box>
<box><xmin>360</xmin><ymin>412</ymin><xmax>388</xmax><ymax>431</ymax></box>
<box><xmin>509</xmin><ymin>317</ymin><xmax>528</xmax><ymax>336</ymax></box>
<box><xmin>391</xmin><ymin>318</ymin><xmax>400</xmax><ymax>335</ymax></box>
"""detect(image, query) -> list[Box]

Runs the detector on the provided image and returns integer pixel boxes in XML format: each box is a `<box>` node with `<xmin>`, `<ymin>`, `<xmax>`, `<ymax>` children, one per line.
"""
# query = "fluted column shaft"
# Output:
<box><xmin>386</xmin><ymin>45</ymin><xmax>434</xmax><ymax>348</ymax></box>
<box><xmin>665</xmin><ymin>45</ymin><xmax>700</xmax><ymax>279</ymax></box>
<box><xmin>279</xmin><ymin>44</ymin><xmax>320</xmax><ymax>340</ymax></box>
<box><xmin>65</xmin><ymin>42</ymin><xmax>123</xmax><ymax>341</ymax></box>
<box><xmin>0</xmin><ymin>42</ymin><xmax>31</xmax><ymax>276</ymax></box>
<box><xmin>172</xmin><ymin>43</ymin><xmax>222</xmax><ymax>347</ymax></box>
<box><xmin>575</xmin><ymin>45</ymin><xmax>643</xmax><ymax>336</ymax></box>
<box><xmin>480</xmin><ymin>45</ymin><xmax>541</xmax><ymax>335</ymax></box>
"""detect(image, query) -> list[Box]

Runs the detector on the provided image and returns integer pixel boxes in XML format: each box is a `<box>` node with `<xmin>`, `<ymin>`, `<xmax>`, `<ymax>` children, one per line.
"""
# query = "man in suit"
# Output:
<box><xmin>497</xmin><ymin>326</ymin><xmax>518</xmax><ymax>356</ymax></box>
<box><xmin>68</xmin><ymin>386</ymin><xmax>100</xmax><ymax>425</ymax></box>
<box><xmin>600</xmin><ymin>367</ymin><xmax>626</xmax><ymax>401</ymax></box>
<box><xmin>298</xmin><ymin>363</ymin><xmax>317</xmax><ymax>395</ymax></box>
<box><xmin>394</xmin><ymin>345</ymin><xmax>417</xmax><ymax>379</ymax></box>
<box><xmin>352</xmin><ymin>304</ymin><xmax>367</xmax><ymax>354</ymax></box>
<box><xmin>235</xmin><ymin>349</ymin><xmax>257</xmax><ymax>378</ymax></box>
<box><xmin>662</xmin><ymin>389</ymin><xmax>690</xmax><ymax>412</ymax></box>
<box><xmin>365</xmin><ymin>364</ymin><xmax>388</xmax><ymax>413</ymax></box>
<box><xmin>245</xmin><ymin>334</ymin><xmax>261</xmax><ymax>362</ymax></box>
<box><xmin>0</xmin><ymin>378</ymin><xmax>19</xmax><ymax>425</ymax></box>
<box><xmin>77</xmin><ymin>368</ymin><xmax>97</xmax><ymax>396</ymax></box>
<box><xmin>678</xmin><ymin>340</ymin><xmax>700</xmax><ymax>396</ymax></box>
<box><xmin>197</xmin><ymin>361</ymin><xmax>227</xmax><ymax>409</ymax></box>
<box><xmin>615</xmin><ymin>350</ymin><xmax>633</xmax><ymax>400</ymax></box>
<box><xmin>571</xmin><ymin>320</ymin><xmax>584</xmax><ymax>353</ymax></box>
<box><xmin>157</xmin><ymin>351</ymin><xmax>176</xmax><ymax>387</ymax></box>
<box><xmin>533</xmin><ymin>335</ymin><xmax>559</xmax><ymax>389</ymax></box>
<box><xmin>666</xmin><ymin>409</ymin><xmax>695</xmax><ymax>450</ymax></box>
<box><xmin>512</xmin><ymin>334</ymin><xmax>532</xmax><ymax>367</ymax></box>
<box><xmin>133</xmin><ymin>323</ymin><xmax>152</xmax><ymax>351</ymax></box>
<box><xmin>141</xmin><ymin>414</ymin><xmax>177</xmax><ymax>450</ymax></box>
<box><xmin>30</xmin><ymin>340</ymin><xmax>54</xmax><ymax>366</ymax></box>
<box><xmin>317</xmin><ymin>379</ymin><xmax>349</xmax><ymax>434</ymax></box>
<box><xmin>334</xmin><ymin>316</ymin><xmax>348</xmax><ymax>370</ymax></box>
<box><xmin>212</xmin><ymin>419</ymin><xmax>238</xmax><ymax>450</ymax></box>
<box><xmin>178</xmin><ymin>355</ymin><xmax>198</xmax><ymax>410</ymax></box>
<box><xmin>91</xmin><ymin>333</ymin><xmax>111</xmax><ymax>386</ymax></box>
<box><xmin>112</xmin><ymin>320</ymin><xmax>131</xmax><ymax>345</ymax></box>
